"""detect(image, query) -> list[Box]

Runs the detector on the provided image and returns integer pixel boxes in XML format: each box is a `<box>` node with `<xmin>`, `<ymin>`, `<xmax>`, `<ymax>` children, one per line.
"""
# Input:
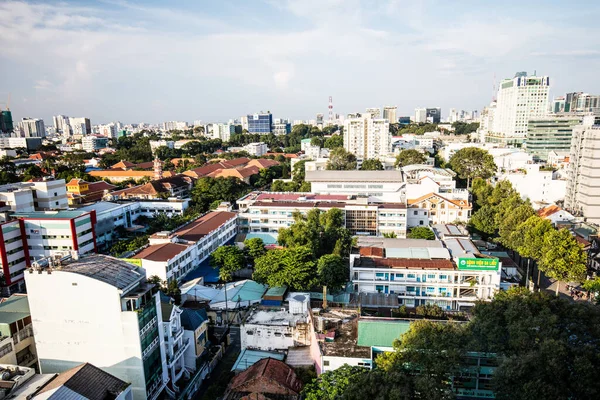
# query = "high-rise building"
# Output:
<box><xmin>488</xmin><ymin>72</ymin><xmax>550</xmax><ymax>145</ymax></box>
<box><xmin>240</xmin><ymin>116</ymin><xmax>249</xmax><ymax>131</ymax></box>
<box><xmin>478</xmin><ymin>101</ymin><xmax>497</xmax><ymax>143</ymax></box>
<box><xmin>565</xmin><ymin>115</ymin><xmax>600</xmax><ymax>223</ymax></box>
<box><xmin>526</xmin><ymin>115</ymin><xmax>583</xmax><ymax>161</ymax></box>
<box><xmin>272</xmin><ymin>119</ymin><xmax>291</xmax><ymax>135</ymax></box>
<box><xmin>25</xmin><ymin>255</ymin><xmax>169</xmax><ymax>400</ymax></box>
<box><xmin>210</xmin><ymin>123</ymin><xmax>235</xmax><ymax>141</ymax></box>
<box><xmin>99</xmin><ymin>123</ymin><xmax>118</xmax><ymax>138</ymax></box>
<box><xmin>18</xmin><ymin>118</ymin><xmax>45</xmax><ymax>138</ymax></box>
<box><xmin>53</xmin><ymin>115</ymin><xmax>70</xmax><ymax>134</ymax></box>
<box><xmin>426</xmin><ymin>108</ymin><xmax>441</xmax><ymax>123</ymax></box>
<box><xmin>247</xmin><ymin>112</ymin><xmax>272</xmax><ymax>134</ymax></box>
<box><xmin>68</xmin><ymin>117</ymin><xmax>91</xmax><ymax>135</ymax></box>
<box><xmin>343</xmin><ymin>114</ymin><xmax>391</xmax><ymax>159</ymax></box>
<box><xmin>366</xmin><ymin>108</ymin><xmax>381</xmax><ymax>119</ymax></box>
<box><xmin>565</xmin><ymin>92</ymin><xmax>600</xmax><ymax>113</ymax></box>
<box><xmin>0</xmin><ymin>110</ymin><xmax>13</xmax><ymax>133</ymax></box>
<box><xmin>414</xmin><ymin>108</ymin><xmax>427</xmax><ymax>123</ymax></box>
<box><xmin>383</xmin><ymin>106</ymin><xmax>397</xmax><ymax>123</ymax></box>
<box><xmin>553</xmin><ymin>97</ymin><xmax>566</xmax><ymax>113</ymax></box>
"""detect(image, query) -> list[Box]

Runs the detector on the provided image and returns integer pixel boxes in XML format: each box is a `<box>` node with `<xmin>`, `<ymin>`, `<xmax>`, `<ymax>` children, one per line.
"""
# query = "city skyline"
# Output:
<box><xmin>2</xmin><ymin>0</ymin><xmax>600</xmax><ymax>124</ymax></box>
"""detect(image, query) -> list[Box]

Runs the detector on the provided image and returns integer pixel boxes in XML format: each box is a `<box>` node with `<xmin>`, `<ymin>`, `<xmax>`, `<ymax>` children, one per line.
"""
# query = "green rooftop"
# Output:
<box><xmin>0</xmin><ymin>295</ymin><xmax>30</xmax><ymax>326</ymax></box>
<box><xmin>265</xmin><ymin>286</ymin><xmax>287</xmax><ymax>297</ymax></box>
<box><xmin>357</xmin><ymin>319</ymin><xmax>411</xmax><ymax>348</ymax></box>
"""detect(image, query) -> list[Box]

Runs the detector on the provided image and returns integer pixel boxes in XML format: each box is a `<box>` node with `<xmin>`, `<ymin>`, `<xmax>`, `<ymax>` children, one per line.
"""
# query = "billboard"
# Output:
<box><xmin>120</xmin><ymin>258</ymin><xmax>143</xmax><ymax>267</ymax></box>
<box><xmin>457</xmin><ymin>257</ymin><xmax>499</xmax><ymax>271</ymax></box>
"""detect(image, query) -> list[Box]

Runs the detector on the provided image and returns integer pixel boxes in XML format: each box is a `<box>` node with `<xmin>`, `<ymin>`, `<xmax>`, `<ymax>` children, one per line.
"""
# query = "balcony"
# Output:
<box><xmin>167</xmin><ymin>338</ymin><xmax>190</xmax><ymax>367</ymax></box>
<box><xmin>12</xmin><ymin>326</ymin><xmax>33</xmax><ymax>344</ymax></box>
<box><xmin>142</xmin><ymin>336</ymin><xmax>159</xmax><ymax>360</ymax></box>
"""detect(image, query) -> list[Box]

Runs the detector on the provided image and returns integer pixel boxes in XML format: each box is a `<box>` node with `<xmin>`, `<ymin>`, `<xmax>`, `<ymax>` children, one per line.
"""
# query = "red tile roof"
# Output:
<box><xmin>359</xmin><ymin>257</ymin><xmax>455</xmax><ymax>270</ymax></box>
<box><xmin>172</xmin><ymin>211</ymin><xmax>236</xmax><ymax>242</ymax></box>
<box><xmin>537</xmin><ymin>205</ymin><xmax>562</xmax><ymax>218</ymax></box>
<box><xmin>132</xmin><ymin>243</ymin><xmax>189</xmax><ymax>262</ymax></box>
<box><xmin>360</xmin><ymin>247</ymin><xmax>384</xmax><ymax>257</ymax></box>
<box><xmin>228</xmin><ymin>358</ymin><xmax>302</xmax><ymax>396</ymax></box>
<box><xmin>111</xmin><ymin>160</ymin><xmax>136</xmax><ymax>169</ymax></box>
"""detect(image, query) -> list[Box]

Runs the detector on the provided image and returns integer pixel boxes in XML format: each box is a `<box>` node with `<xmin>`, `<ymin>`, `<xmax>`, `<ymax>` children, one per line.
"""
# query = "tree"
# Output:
<box><xmin>323</xmin><ymin>134</ymin><xmax>343</xmax><ymax>149</ymax></box>
<box><xmin>407</xmin><ymin>227</ymin><xmax>435</xmax><ymax>240</ymax></box>
<box><xmin>360</xmin><ymin>158</ymin><xmax>384</xmax><ymax>171</ymax></box>
<box><xmin>191</xmin><ymin>176</ymin><xmax>250</xmax><ymax>212</ymax></box>
<box><xmin>497</xmin><ymin>203</ymin><xmax>535</xmax><ymax>250</ymax></box>
<box><xmin>341</xmin><ymin>370</ymin><xmax>418</xmax><ymax>400</ymax></box>
<box><xmin>394</xmin><ymin>149</ymin><xmax>427</xmax><ymax>168</ymax></box>
<box><xmin>448</xmin><ymin>147</ymin><xmax>496</xmax><ymax>188</ymax></box>
<box><xmin>210</xmin><ymin>245</ymin><xmax>246</xmax><ymax>281</ymax></box>
<box><xmin>302</xmin><ymin>365</ymin><xmax>368</xmax><ymax>400</ymax></box>
<box><xmin>253</xmin><ymin>246</ymin><xmax>318</xmax><ymax>290</ymax></box>
<box><xmin>326</xmin><ymin>147</ymin><xmax>357</xmax><ymax>170</ymax></box>
<box><xmin>243</xmin><ymin>237</ymin><xmax>266</xmax><ymax>266</ymax></box>
<box><xmin>538</xmin><ymin>228</ymin><xmax>587</xmax><ymax>295</ymax></box>
<box><xmin>468</xmin><ymin>205</ymin><xmax>497</xmax><ymax>240</ymax></box>
<box><xmin>317</xmin><ymin>254</ymin><xmax>348</xmax><ymax>290</ymax></box>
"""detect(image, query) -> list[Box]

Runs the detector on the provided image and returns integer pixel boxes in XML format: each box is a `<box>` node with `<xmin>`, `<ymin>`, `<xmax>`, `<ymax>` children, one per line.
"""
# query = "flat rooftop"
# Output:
<box><xmin>12</xmin><ymin>210</ymin><xmax>90</xmax><ymax>219</ymax></box>
<box><xmin>357</xmin><ymin>237</ymin><xmax>443</xmax><ymax>249</ymax></box>
<box><xmin>170</xmin><ymin>211</ymin><xmax>236</xmax><ymax>242</ymax></box>
<box><xmin>245</xmin><ymin>308</ymin><xmax>307</xmax><ymax>326</ymax></box>
<box><xmin>317</xmin><ymin>309</ymin><xmax>370</xmax><ymax>358</ymax></box>
<box><xmin>356</xmin><ymin>257</ymin><xmax>455</xmax><ymax>270</ymax></box>
<box><xmin>306</xmin><ymin>170</ymin><xmax>404</xmax><ymax>183</ymax></box>
<box><xmin>56</xmin><ymin>254</ymin><xmax>146</xmax><ymax>292</ymax></box>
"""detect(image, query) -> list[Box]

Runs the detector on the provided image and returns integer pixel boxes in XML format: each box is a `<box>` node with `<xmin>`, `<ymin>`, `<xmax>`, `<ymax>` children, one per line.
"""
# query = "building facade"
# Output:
<box><xmin>18</xmin><ymin>119</ymin><xmax>45</xmax><ymax>138</ymax></box>
<box><xmin>565</xmin><ymin>116</ymin><xmax>600</xmax><ymax>223</ymax></box>
<box><xmin>305</xmin><ymin>170</ymin><xmax>405</xmax><ymax>203</ymax></box>
<box><xmin>383</xmin><ymin>106</ymin><xmax>397</xmax><ymax>123</ymax></box>
<box><xmin>247</xmin><ymin>113</ymin><xmax>272</xmax><ymax>134</ymax></box>
<box><xmin>343</xmin><ymin>115</ymin><xmax>391</xmax><ymax>159</ymax></box>
<box><xmin>82</xmin><ymin>135</ymin><xmax>110</xmax><ymax>153</ymax></box>
<box><xmin>526</xmin><ymin>115</ymin><xmax>582</xmax><ymax>161</ymax></box>
<box><xmin>487</xmin><ymin>73</ymin><xmax>550</xmax><ymax>145</ymax></box>
<box><xmin>25</xmin><ymin>255</ymin><xmax>169</xmax><ymax>400</ymax></box>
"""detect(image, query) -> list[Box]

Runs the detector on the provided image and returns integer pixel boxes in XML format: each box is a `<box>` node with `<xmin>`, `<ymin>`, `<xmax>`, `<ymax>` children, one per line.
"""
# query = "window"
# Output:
<box><xmin>324</xmin><ymin>360</ymin><xmax>330</xmax><ymax>366</ymax></box>
<box><xmin>407</xmin><ymin>274</ymin><xmax>416</xmax><ymax>278</ymax></box>
<box><xmin>414</xmin><ymin>211</ymin><xmax>418</xmax><ymax>215</ymax></box>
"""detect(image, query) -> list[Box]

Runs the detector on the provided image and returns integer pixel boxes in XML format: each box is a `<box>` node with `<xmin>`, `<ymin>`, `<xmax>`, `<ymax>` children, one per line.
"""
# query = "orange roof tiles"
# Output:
<box><xmin>172</xmin><ymin>211</ymin><xmax>237</xmax><ymax>242</ymax></box>
<box><xmin>537</xmin><ymin>205</ymin><xmax>562</xmax><ymax>218</ymax></box>
<box><xmin>132</xmin><ymin>243</ymin><xmax>189</xmax><ymax>262</ymax></box>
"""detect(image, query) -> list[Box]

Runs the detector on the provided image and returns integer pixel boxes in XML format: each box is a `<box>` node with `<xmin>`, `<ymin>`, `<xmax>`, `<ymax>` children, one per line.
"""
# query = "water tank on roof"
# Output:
<box><xmin>288</xmin><ymin>293</ymin><xmax>309</xmax><ymax>315</ymax></box>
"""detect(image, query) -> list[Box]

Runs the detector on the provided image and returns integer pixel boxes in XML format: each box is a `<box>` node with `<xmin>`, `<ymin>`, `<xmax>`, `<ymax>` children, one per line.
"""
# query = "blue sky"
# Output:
<box><xmin>1</xmin><ymin>0</ymin><xmax>600</xmax><ymax>124</ymax></box>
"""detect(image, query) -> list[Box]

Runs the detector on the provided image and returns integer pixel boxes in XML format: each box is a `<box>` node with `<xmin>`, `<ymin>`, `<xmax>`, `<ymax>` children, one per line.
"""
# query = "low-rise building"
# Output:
<box><xmin>237</xmin><ymin>191</ymin><xmax>409</xmax><ymax>237</ymax></box>
<box><xmin>180</xmin><ymin>308</ymin><xmax>209</xmax><ymax>373</ymax></box>
<box><xmin>109</xmin><ymin>174</ymin><xmax>195</xmax><ymax>200</ymax></box>
<box><xmin>0</xmin><ymin>295</ymin><xmax>37</xmax><ymax>369</ymax></box>
<box><xmin>537</xmin><ymin>205</ymin><xmax>575</xmax><ymax>225</ymax></box>
<box><xmin>498</xmin><ymin>164</ymin><xmax>567</xmax><ymax>206</ymax></box>
<box><xmin>81</xmin><ymin>135</ymin><xmax>109</xmax><ymax>153</ymax></box>
<box><xmin>306</xmin><ymin>170</ymin><xmax>405</xmax><ymax>203</ymax></box>
<box><xmin>407</xmin><ymin>193</ymin><xmax>471</xmax><ymax>225</ymax></box>
<box><xmin>243</xmin><ymin>142</ymin><xmax>268</xmax><ymax>156</ymax></box>
<box><xmin>0</xmin><ymin>179</ymin><xmax>68</xmax><ymax>220</ymax></box>
<box><xmin>66</xmin><ymin>178</ymin><xmax>117</xmax><ymax>205</ymax></box>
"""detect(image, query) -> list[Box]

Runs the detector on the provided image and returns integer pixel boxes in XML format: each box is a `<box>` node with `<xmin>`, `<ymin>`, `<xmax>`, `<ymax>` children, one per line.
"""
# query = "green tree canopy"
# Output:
<box><xmin>253</xmin><ymin>246</ymin><xmax>317</xmax><ymax>290</ymax></box>
<box><xmin>449</xmin><ymin>147</ymin><xmax>496</xmax><ymax>188</ymax></box>
<box><xmin>191</xmin><ymin>176</ymin><xmax>250</xmax><ymax>212</ymax></box>
<box><xmin>360</xmin><ymin>158</ymin><xmax>384</xmax><ymax>171</ymax></box>
<box><xmin>407</xmin><ymin>226</ymin><xmax>435</xmax><ymax>240</ymax></box>
<box><xmin>302</xmin><ymin>365</ymin><xmax>367</xmax><ymax>400</ymax></box>
<box><xmin>243</xmin><ymin>237</ymin><xmax>266</xmax><ymax>266</ymax></box>
<box><xmin>539</xmin><ymin>228</ymin><xmax>587</xmax><ymax>295</ymax></box>
<box><xmin>317</xmin><ymin>254</ymin><xmax>348</xmax><ymax>290</ymax></box>
<box><xmin>323</xmin><ymin>134</ymin><xmax>343</xmax><ymax>149</ymax></box>
<box><xmin>210</xmin><ymin>245</ymin><xmax>246</xmax><ymax>281</ymax></box>
<box><xmin>394</xmin><ymin>149</ymin><xmax>427</xmax><ymax>168</ymax></box>
<box><xmin>326</xmin><ymin>147</ymin><xmax>357</xmax><ymax>170</ymax></box>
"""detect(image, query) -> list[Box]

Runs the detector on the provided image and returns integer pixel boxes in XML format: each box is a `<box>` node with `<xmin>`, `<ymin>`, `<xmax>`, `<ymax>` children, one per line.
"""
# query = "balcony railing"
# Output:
<box><xmin>12</xmin><ymin>326</ymin><xmax>33</xmax><ymax>344</ymax></box>
<box><xmin>168</xmin><ymin>338</ymin><xmax>190</xmax><ymax>366</ymax></box>
<box><xmin>142</xmin><ymin>336</ymin><xmax>159</xmax><ymax>360</ymax></box>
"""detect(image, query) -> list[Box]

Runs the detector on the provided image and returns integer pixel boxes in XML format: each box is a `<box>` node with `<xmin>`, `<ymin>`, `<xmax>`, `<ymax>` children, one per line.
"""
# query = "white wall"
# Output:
<box><xmin>321</xmin><ymin>356</ymin><xmax>372</xmax><ymax>373</ymax></box>
<box><xmin>241</xmin><ymin>324</ymin><xmax>295</xmax><ymax>352</ymax></box>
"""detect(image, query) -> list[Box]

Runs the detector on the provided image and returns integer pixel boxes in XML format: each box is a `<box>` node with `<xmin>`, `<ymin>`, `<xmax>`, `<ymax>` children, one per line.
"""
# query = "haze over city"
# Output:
<box><xmin>2</xmin><ymin>0</ymin><xmax>600</xmax><ymax>123</ymax></box>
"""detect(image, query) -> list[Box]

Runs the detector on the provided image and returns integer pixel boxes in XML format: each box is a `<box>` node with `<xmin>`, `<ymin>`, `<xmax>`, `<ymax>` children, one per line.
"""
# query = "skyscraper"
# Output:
<box><xmin>488</xmin><ymin>72</ymin><xmax>550</xmax><ymax>145</ymax></box>
<box><xmin>414</xmin><ymin>108</ymin><xmax>427</xmax><ymax>123</ymax></box>
<box><xmin>564</xmin><ymin>92</ymin><xmax>600</xmax><ymax>113</ymax></box>
<box><xmin>0</xmin><ymin>110</ymin><xmax>13</xmax><ymax>133</ymax></box>
<box><xmin>247</xmin><ymin>112</ymin><xmax>272</xmax><ymax>134</ymax></box>
<box><xmin>18</xmin><ymin>118</ymin><xmax>45</xmax><ymax>137</ymax></box>
<box><xmin>53</xmin><ymin>115</ymin><xmax>70</xmax><ymax>134</ymax></box>
<box><xmin>526</xmin><ymin>115</ymin><xmax>582</xmax><ymax>161</ymax></box>
<box><xmin>426</xmin><ymin>108</ymin><xmax>441</xmax><ymax>123</ymax></box>
<box><xmin>343</xmin><ymin>114</ymin><xmax>391</xmax><ymax>159</ymax></box>
<box><xmin>366</xmin><ymin>107</ymin><xmax>381</xmax><ymax>119</ymax></box>
<box><xmin>383</xmin><ymin>106</ymin><xmax>397</xmax><ymax>123</ymax></box>
<box><xmin>69</xmin><ymin>117</ymin><xmax>91</xmax><ymax>135</ymax></box>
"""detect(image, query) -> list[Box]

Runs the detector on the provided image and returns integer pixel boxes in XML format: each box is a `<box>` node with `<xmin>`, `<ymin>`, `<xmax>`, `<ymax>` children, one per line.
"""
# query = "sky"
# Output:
<box><xmin>1</xmin><ymin>0</ymin><xmax>600</xmax><ymax>125</ymax></box>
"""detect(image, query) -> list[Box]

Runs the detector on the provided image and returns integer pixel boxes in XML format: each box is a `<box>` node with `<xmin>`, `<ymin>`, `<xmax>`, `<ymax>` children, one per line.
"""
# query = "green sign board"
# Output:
<box><xmin>457</xmin><ymin>257</ymin><xmax>499</xmax><ymax>271</ymax></box>
<box><xmin>120</xmin><ymin>258</ymin><xmax>143</xmax><ymax>267</ymax></box>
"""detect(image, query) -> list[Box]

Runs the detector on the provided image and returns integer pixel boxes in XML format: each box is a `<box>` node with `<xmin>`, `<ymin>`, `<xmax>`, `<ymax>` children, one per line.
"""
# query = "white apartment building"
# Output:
<box><xmin>0</xmin><ymin>179</ymin><xmax>68</xmax><ymax>221</ymax></box>
<box><xmin>150</xmin><ymin>140</ymin><xmax>175</xmax><ymax>154</ymax></box>
<box><xmin>565</xmin><ymin>115</ymin><xmax>600</xmax><ymax>223</ymax></box>
<box><xmin>365</xmin><ymin>108</ymin><xmax>381</xmax><ymax>119</ymax></box>
<box><xmin>69</xmin><ymin>117</ymin><xmax>91</xmax><ymax>136</ymax></box>
<box><xmin>402</xmin><ymin>165</ymin><xmax>467</xmax><ymax>201</ymax></box>
<box><xmin>163</xmin><ymin>121</ymin><xmax>188</xmax><ymax>131</ymax></box>
<box><xmin>414</xmin><ymin>108</ymin><xmax>427</xmax><ymax>123</ymax></box>
<box><xmin>499</xmin><ymin>164</ymin><xmax>567</xmax><ymax>206</ymax></box>
<box><xmin>17</xmin><ymin>118</ymin><xmax>45</xmax><ymax>138</ymax></box>
<box><xmin>52</xmin><ymin>115</ymin><xmax>70</xmax><ymax>134</ymax></box>
<box><xmin>243</xmin><ymin>142</ymin><xmax>268</xmax><ymax>156</ymax></box>
<box><xmin>82</xmin><ymin>135</ymin><xmax>109</xmax><ymax>152</ymax></box>
<box><xmin>99</xmin><ymin>123</ymin><xmax>119</xmax><ymax>138</ymax></box>
<box><xmin>478</xmin><ymin>101</ymin><xmax>497</xmax><ymax>142</ymax></box>
<box><xmin>241</xmin><ymin>293</ymin><xmax>311</xmax><ymax>352</ymax></box>
<box><xmin>350</xmin><ymin>239</ymin><xmax>501</xmax><ymax>310</ymax></box>
<box><xmin>344</xmin><ymin>115</ymin><xmax>391</xmax><ymax>159</ymax></box>
<box><xmin>210</xmin><ymin>123</ymin><xmax>235</xmax><ymax>142</ymax></box>
<box><xmin>305</xmin><ymin>170</ymin><xmax>405</xmax><ymax>203</ymax></box>
<box><xmin>383</xmin><ymin>106</ymin><xmax>397</xmax><ymax>123</ymax></box>
<box><xmin>237</xmin><ymin>191</ymin><xmax>409</xmax><ymax>238</ymax></box>
<box><xmin>26</xmin><ymin>255</ymin><xmax>169</xmax><ymax>400</ymax></box>
<box><xmin>487</xmin><ymin>73</ymin><xmax>550</xmax><ymax>145</ymax></box>
<box><xmin>131</xmin><ymin>211</ymin><xmax>237</xmax><ymax>282</ymax></box>
<box><xmin>160</xmin><ymin>300</ymin><xmax>190</xmax><ymax>393</ymax></box>
<box><xmin>0</xmin><ymin>137</ymin><xmax>42</xmax><ymax>151</ymax></box>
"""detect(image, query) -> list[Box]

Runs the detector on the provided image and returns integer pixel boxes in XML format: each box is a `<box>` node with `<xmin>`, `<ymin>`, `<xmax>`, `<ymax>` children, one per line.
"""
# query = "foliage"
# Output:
<box><xmin>382</xmin><ymin>232</ymin><xmax>397</xmax><ymax>238</ymax></box>
<box><xmin>191</xmin><ymin>176</ymin><xmax>250</xmax><ymax>212</ymax></box>
<box><xmin>109</xmin><ymin>235</ymin><xmax>149</xmax><ymax>257</ymax></box>
<box><xmin>317</xmin><ymin>254</ymin><xmax>348</xmax><ymax>290</ymax></box>
<box><xmin>451</xmin><ymin>121</ymin><xmax>480</xmax><ymax>135</ymax></box>
<box><xmin>396</xmin><ymin>123</ymin><xmax>440</xmax><ymax>135</ymax></box>
<box><xmin>253</xmin><ymin>246</ymin><xmax>318</xmax><ymax>290</ymax></box>
<box><xmin>0</xmin><ymin>157</ymin><xmax>20</xmax><ymax>185</ymax></box>
<box><xmin>278</xmin><ymin>208</ymin><xmax>353</xmax><ymax>258</ymax></box>
<box><xmin>323</xmin><ymin>134</ymin><xmax>343</xmax><ymax>149</ymax></box>
<box><xmin>210</xmin><ymin>245</ymin><xmax>246</xmax><ymax>282</ymax></box>
<box><xmin>302</xmin><ymin>365</ymin><xmax>368</xmax><ymax>400</ymax></box>
<box><xmin>407</xmin><ymin>226</ymin><xmax>435</xmax><ymax>240</ymax></box>
<box><xmin>340</xmin><ymin>370</ymin><xmax>418</xmax><ymax>400</ymax></box>
<box><xmin>448</xmin><ymin>147</ymin><xmax>496</xmax><ymax>187</ymax></box>
<box><xmin>415</xmin><ymin>303</ymin><xmax>446</xmax><ymax>318</ymax></box>
<box><xmin>538</xmin><ymin>228</ymin><xmax>587</xmax><ymax>293</ymax></box>
<box><xmin>360</xmin><ymin>158</ymin><xmax>384</xmax><ymax>170</ymax></box>
<box><xmin>243</xmin><ymin>237</ymin><xmax>266</xmax><ymax>266</ymax></box>
<box><xmin>394</xmin><ymin>149</ymin><xmax>427</xmax><ymax>168</ymax></box>
<box><xmin>326</xmin><ymin>147</ymin><xmax>357</xmax><ymax>170</ymax></box>
<box><xmin>497</xmin><ymin>203</ymin><xmax>535</xmax><ymax>249</ymax></box>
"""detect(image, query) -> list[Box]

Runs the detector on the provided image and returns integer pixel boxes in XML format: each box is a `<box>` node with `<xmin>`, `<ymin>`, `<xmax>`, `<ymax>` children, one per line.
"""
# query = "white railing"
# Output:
<box><xmin>140</xmin><ymin>317</ymin><xmax>157</xmax><ymax>337</ymax></box>
<box><xmin>142</xmin><ymin>336</ymin><xmax>159</xmax><ymax>360</ymax></box>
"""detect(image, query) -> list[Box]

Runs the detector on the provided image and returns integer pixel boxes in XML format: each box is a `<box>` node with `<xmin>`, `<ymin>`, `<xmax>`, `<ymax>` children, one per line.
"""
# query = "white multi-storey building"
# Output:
<box><xmin>365</xmin><ymin>108</ymin><xmax>381</xmax><ymax>119</ymax></box>
<box><xmin>487</xmin><ymin>72</ymin><xmax>550</xmax><ymax>145</ymax></box>
<box><xmin>17</xmin><ymin>118</ymin><xmax>45</xmax><ymax>138</ymax></box>
<box><xmin>52</xmin><ymin>115</ymin><xmax>70</xmax><ymax>134</ymax></box>
<box><xmin>350</xmin><ymin>238</ymin><xmax>501</xmax><ymax>310</ymax></box>
<box><xmin>498</xmin><ymin>164</ymin><xmax>566</xmax><ymax>206</ymax></box>
<box><xmin>344</xmin><ymin>114</ymin><xmax>391</xmax><ymax>159</ymax></box>
<box><xmin>69</xmin><ymin>117</ymin><xmax>91</xmax><ymax>136</ymax></box>
<box><xmin>160</xmin><ymin>300</ymin><xmax>190</xmax><ymax>393</ymax></box>
<box><xmin>414</xmin><ymin>108</ymin><xmax>427</xmax><ymax>123</ymax></box>
<box><xmin>99</xmin><ymin>123</ymin><xmax>119</xmax><ymax>138</ymax></box>
<box><xmin>131</xmin><ymin>211</ymin><xmax>237</xmax><ymax>282</ymax></box>
<box><xmin>0</xmin><ymin>179</ymin><xmax>68</xmax><ymax>221</ymax></box>
<box><xmin>243</xmin><ymin>142</ymin><xmax>268</xmax><ymax>156</ymax></box>
<box><xmin>163</xmin><ymin>121</ymin><xmax>188</xmax><ymax>131</ymax></box>
<box><xmin>237</xmin><ymin>191</ymin><xmax>409</xmax><ymax>238</ymax></box>
<box><xmin>82</xmin><ymin>135</ymin><xmax>109</xmax><ymax>152</ymax></box>
<box><xmin>26</xmin><ymin>255</ymin><xmax>169</xmax><ymax>400</ymax></box>
<box><xmin>305</xmin><ymin>170</ymin><xmax>405</xmax><ymax>203</ymax></box>
<box><xmin>210</xmin><ymin>123</ymin><xmax>235</xmax><ymax>142</ymax></box>
<box><xmin>565</xmin><ymin>115</ymin><xmax>600</xmax><ymax>222</ymax></box>
<box><xmin>383</xmin><ymin>106</ymin><xmax>397</xmax><ymax>123</ymax></box>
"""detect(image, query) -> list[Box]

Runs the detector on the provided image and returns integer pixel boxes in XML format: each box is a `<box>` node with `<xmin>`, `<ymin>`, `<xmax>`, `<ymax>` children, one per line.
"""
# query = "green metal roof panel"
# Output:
<box><xmin>357</xmin><ymin>319</ymin><xmax>411</xmax><ymax>347</ymax></box>
<box><xmin>0</xmin><ymin>296</ymin><xmax>30</xmax><ymax>325</ymax></box>
<box><xmin>265</xmin><ymin>286</ymin><xmax>287</xmax><ymax>297</ymax></box>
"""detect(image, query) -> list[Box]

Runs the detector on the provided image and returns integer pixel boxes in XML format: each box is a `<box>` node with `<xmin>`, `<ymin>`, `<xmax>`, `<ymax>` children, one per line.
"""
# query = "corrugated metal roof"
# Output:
<box><xmin>357</xmin><ymin>319</ymin><xmax>411</xmax><ymax>347</ymax></box>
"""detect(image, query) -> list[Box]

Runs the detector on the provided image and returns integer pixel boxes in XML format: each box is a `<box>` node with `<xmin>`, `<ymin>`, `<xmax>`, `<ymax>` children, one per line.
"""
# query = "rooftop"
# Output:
<box><xmin>180</xmin><ymin>308</ymin><xmax>208</xmax><ymax>331</ymax></box>
<box><xmin>357</xmin><ymin>237</ymin><xmax>443</xmax><ymax>249</ymax></box>
<box><xmin>228</xmin><ymin>358</ymin><xmax>302</xmax><ymax>395</ymax></box>
<box><xmin>0</xmin><ymin>295</ymin><xmax>30</xmax><ymax>325</ymax></box>
<box><xmin>356</xmin><ymin>257</ymin><xmax>455</xmax><ymax>270</ymax></box>
<box><xmin>170</xmin><ymin>211</ymin><xmax>236</xmax><ymax>242</ymax></box>
<box><xmin>305</xmin><ymin>170</ymin><xmax>404</xmax><ymax>182</ymax></box>
<box><xmin>12</xmin><ymin>210</ymin><xmax>90</xmax><ymax>219</ymax></box>
<box><xmin>357</xmin><ymin>318</ymin><xmax>411</xmax><ymax>347</ymax></box>
<box><xmin>245</xmin><ymin>308</ymin><xmax>306</xmax><ymax>327</ymax></box>
<box><xmin>443</xmin><ymin>237</ymin><xmax>480</xmax><ymax>259</ymax></box>
<box><xmin>56</xmin><ymin>254</ymin><xmax>146</xmax><ymax>292</ymax></box>
<box><xmin>231</xmin><ymin>349</ymin><xmax>285</xmax><ymax>372</ymax></box>
<box><xmin>78</xmin><ymin>201</ymin><xmax>124</xmax><ymax>214</ymax></box>
<box><xmin>132</xmin><ymin>243</ymin><xmax>189</xmax><ymax>262</ymax></box>
<box><xmin>432</xmin><ymin>224</ymin><xmax>469</xmax><ymax>238</ymax></box>
<box><xmin>317</xmin><ymin>309</ymin><xmax>370</xmax><ymax>358</ymax></box>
